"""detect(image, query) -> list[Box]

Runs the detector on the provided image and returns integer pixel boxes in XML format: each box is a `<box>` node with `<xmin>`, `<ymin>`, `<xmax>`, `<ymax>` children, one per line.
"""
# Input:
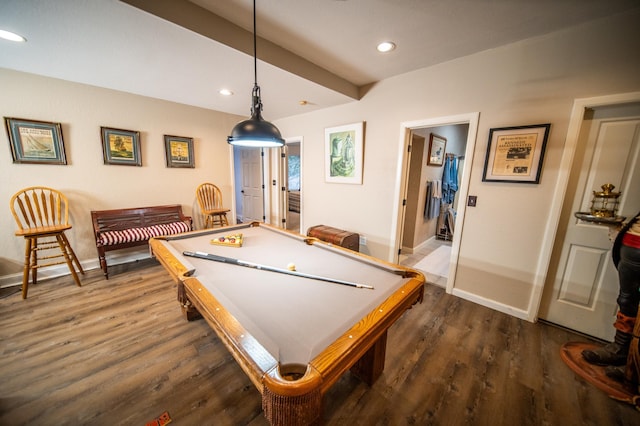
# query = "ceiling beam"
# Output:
<box><xmin>121</xmin><ymin>0</ymin><xmax>360</xmax><ymax>100</ymax></box>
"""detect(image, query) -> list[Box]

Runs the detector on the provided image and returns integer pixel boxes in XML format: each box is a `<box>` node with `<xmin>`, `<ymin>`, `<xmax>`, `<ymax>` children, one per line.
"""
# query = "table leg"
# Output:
<box><xmin>177</xmin><ymin>282</ymin><xmax>202</xmax><ymax>321</ymax></box>
<box><xmin>350</xmin><ymin>330</ymin><xmax>387</xmax><ymax>385</ymax></box>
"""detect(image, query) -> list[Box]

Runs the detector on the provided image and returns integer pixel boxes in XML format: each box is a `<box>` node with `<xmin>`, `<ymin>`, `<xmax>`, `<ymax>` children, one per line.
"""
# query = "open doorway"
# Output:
<box><xmin>399</xmin><ymin>124</ymin><xmax>468</xmax><ymax>286</ymax></box>
<box><xmin>392</xmin><ymin>113</ymin><xmax>479</xmax><ymax>292</ymax></box>
<box><xmin>285</xmin><ymin>141</ymin><xmax>301</xmax><ymax>233</ymax></box>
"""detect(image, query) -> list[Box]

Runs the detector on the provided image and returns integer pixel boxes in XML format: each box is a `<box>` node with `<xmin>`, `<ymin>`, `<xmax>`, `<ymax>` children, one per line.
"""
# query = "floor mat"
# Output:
<box><xmin>413</xmin><ymin>245</ymin><xmax>451</xmax><ymax>279</ymax></box>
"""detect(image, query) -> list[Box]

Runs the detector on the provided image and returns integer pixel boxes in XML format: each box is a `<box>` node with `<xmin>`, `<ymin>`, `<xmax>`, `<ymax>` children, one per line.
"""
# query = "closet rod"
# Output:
<box><xmin>445</xmin><ymin>153</ymin><xmax>464</xmax><ymax>159</ymax></box>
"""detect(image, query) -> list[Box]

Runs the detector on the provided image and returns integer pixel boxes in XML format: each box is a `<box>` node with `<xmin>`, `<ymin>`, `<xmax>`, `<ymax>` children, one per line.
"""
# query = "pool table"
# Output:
<box><xmin>149</xmin><ymin>222</ymin><xmax>424</xmax><ymax>425</ymax></box>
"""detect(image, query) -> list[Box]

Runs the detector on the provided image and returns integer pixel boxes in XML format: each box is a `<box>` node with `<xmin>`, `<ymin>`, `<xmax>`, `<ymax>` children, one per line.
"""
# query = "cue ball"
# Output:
<box><xmin>287</xmin><ymin>263</ymin><xmax>296</xmax><ymax>271</ymax></box>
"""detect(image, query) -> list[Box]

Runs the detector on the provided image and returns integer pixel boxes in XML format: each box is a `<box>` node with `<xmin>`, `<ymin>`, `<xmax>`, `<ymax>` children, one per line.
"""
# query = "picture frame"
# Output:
<box><xmin>4</xmin><ymin>117</ymin><xmax>67</xmax><ymax>165</ymax></box>
<box><xmin>427</xmin><ymin>133</ymin><xmax>447</xmax><ymax>166</ymax></box>
<box><xmin>482</xmin><ymin>124</ymin><xmax>550</xmax><ymax>184</ymax></box>
<box><xmin>164</xmin><ymin>135</ymin><xmax>194</xmax><ymax>168</ymax></box>
<box><xmin>101</xmin><ymin>126</ymin><xmax>141</xmax><ymax>166</ymax></box>
<box><xmin>325</xmin><ymin>121</ymin><xmax>364</xmax><ymax>184</ymax></box>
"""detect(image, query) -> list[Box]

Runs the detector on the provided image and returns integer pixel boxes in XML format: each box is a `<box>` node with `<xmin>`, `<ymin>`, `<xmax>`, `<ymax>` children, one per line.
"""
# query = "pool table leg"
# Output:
<box><xmin>181</xmin><ymin>301</ymin><xmax>202</xmax><ymax>321</ymax></box>
<box><xmin>177</xmin><ymin>282</ymin><xmax>202</xmax><ymax>321</ymax></box>
<box><xmin>350</xmin><ymin>330</ymin><xmax>387</xmax><ymax>385</ymax></box>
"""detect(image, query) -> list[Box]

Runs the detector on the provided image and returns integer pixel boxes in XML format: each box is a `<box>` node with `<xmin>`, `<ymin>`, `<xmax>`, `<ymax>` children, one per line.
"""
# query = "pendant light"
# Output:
<box><xmin>227</xmin><ymin>0</ymin><xmax>284</xmax><ymax>148</ymax></box>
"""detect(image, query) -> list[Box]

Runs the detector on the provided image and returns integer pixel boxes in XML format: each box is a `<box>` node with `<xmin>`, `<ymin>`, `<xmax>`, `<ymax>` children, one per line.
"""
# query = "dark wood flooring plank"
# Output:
<box><xmin>1</xmin><ymin>260</ymin><xmax>638</xmax><ymax>426</ymax></box>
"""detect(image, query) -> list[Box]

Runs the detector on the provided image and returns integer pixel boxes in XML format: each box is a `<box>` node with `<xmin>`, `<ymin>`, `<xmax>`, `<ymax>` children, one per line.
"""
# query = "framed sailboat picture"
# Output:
<box><xmin>5</xmin><ymin>117</ymin><xmax>67</xmax><ymax>165</ymax></box>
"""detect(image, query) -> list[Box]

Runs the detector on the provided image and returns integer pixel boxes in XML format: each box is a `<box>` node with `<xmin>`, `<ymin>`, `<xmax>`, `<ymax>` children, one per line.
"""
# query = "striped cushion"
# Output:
<box><xmin>99</xmin><ymin>221</ymin><xmax>190</xmax><ymax>246</ymax></box>
<box><xmin>146</xmin><ymin>221</ymin><xmax>191</xmax><ymax>237</ymax></box>
<box><xmin>99</xmin><ymin>228</ymin><xmax>150</xmax><ymax>245</ymax></box>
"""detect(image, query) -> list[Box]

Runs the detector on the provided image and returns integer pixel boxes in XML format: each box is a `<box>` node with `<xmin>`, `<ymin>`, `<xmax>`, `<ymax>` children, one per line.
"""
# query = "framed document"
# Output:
<box><xmin>482</xmin><ymin>124</ymin><xmax>550</xmax><ymax>184</ymax></box>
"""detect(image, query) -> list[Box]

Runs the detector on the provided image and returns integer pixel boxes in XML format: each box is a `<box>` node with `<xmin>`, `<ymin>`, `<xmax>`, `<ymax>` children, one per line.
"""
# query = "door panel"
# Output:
<box><xmin>558</xmin><ymin>244</ymin><xmax>609</xmax><ymax>306</ymax></box>
<box><xmin>539</xmin><ymin>104</ymin><xmax>640</xmax><ymax>340</ymax></box>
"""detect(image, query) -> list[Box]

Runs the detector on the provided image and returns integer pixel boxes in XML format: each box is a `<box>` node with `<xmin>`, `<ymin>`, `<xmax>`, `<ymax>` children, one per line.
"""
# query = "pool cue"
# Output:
<box><xmin>183</xmin><ymin>251</ymin><xmax>374</xmax><ymax>290</ymax></box>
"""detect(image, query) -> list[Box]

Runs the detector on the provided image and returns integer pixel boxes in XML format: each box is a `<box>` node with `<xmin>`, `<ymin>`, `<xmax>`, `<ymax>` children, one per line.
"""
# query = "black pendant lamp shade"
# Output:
<box><xmin>228</xmin><ymin>84</ymin><xmax>284</xmax><ymax>147</ymax></box>
<box><xmin>227</xmin><ymin>0</ymin><xmax>284</xmax><ymax>148</ymax></box>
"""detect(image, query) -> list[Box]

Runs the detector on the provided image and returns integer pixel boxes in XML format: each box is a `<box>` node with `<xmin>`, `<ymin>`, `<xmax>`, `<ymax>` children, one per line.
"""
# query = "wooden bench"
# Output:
<box><xmin>91</xmin><ymin>204</ymin><xmax>192</xmax><ymax>279</ymax></box>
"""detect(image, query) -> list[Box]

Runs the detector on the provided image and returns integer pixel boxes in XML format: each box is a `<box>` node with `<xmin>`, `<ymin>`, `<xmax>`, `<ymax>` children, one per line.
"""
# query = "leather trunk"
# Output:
<box><xmin>307</xmin><ymin>225</ymin><xmax>359</xmax><ymax>252</ymax></box>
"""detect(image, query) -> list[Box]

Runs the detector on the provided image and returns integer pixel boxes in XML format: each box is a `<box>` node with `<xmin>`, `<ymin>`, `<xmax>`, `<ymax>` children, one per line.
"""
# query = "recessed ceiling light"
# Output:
<box><xmin>219</xmin><ymin>89</ymin><xmax>233</xmax><ymax>96</ymax></box>
<box><xmin>377</xmin><ymin>41</ymin><xmax>396</xmax><ymax>53</ymax></box>
<box><xmin>0</xmin><ymin>29</ymin><xmax>26</xmax><ymax>42</ymax></box>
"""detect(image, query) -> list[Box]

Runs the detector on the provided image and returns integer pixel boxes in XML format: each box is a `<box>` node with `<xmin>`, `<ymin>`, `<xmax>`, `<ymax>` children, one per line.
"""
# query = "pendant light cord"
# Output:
<box><xmin>253</xmin><ymin>0</ymin><xmax>257</xmax><ymax>87</ymax></box>
<box><xmin>251</xmin><ymin>0</ymin><xmax>261</xmax><ymax>116</ymax></box>
<box><xmin>227</xmin><ymin>0</ymin><xmax>284</xmax><ymax>146</ymax></box>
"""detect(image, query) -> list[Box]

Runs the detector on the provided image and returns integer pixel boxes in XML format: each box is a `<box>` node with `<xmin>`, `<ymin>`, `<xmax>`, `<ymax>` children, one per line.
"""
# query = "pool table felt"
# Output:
<box><xmin>161</xmin><ymin>225</ymin><xmax>411</xmax><ymax>365</ymax></box>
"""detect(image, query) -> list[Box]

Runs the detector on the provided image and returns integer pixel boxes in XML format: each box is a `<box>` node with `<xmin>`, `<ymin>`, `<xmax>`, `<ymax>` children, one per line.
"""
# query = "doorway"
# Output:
<box><xmin>392</xmin><ymin>112</ymin><xmax>480</xmax><ymax>293</ymax></box>
<box><xmin>399</xmin><ymin>125</ymin><xmax>468</xmax><ymax>286</ymax></box>
<box><xmin>285</xmin><ymin>141</ymin><xmax>301</xmax><ymax>233</ymax></box>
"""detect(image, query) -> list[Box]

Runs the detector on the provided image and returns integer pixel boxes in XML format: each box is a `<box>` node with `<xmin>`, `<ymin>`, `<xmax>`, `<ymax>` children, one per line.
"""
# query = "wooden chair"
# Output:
<box><xmin>10</xmin><ymin>186</ymin><xmax>84</xmax><ymax>299</ymax></box>
<box><xmin>196</xmin><ymin>183</ymin><xmax>230</xmax><ymax>228</ymax></box>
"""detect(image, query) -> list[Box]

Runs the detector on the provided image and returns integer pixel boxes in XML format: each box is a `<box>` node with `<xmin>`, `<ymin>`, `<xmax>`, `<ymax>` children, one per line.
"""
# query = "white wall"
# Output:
<box><xmin>1</xmin><ymin>68</ymin><xmax>242</xmax><ymax>281</ymax></box>
<box><xmin>274</xmin><ymin>10</ymin><xmax>640</xmax><ymax>317</ymax></box>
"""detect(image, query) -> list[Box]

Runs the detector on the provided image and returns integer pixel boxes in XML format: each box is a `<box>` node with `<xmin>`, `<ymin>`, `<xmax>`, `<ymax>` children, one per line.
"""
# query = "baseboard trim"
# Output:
<box><xmin>0</xmin><ymin>250</ymin><xmax>153</xmax><ymax>288</ymax></box>
<box><xmin>451</xmin><ymin>288</ymin><xmax>530</xmax><ymax>322</ymax></box>
<box><xmin>402</xmin><ymin>235</ymin><xmax>436</xmax><ymax>254</ymax></box>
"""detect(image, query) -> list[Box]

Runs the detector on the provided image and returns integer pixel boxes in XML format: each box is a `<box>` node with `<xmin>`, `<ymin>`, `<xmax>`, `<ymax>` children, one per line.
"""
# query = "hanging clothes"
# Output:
<box><xmin>424</xmin><ymin>180</ymin><xmax>441</xmax><ymax>219</ymax></box>
<box><xmin>442</xmin><ymin>155</ymin><xmax>458</xmax><ymax>204</ymax></box>
<box><xmin>445</xmin><ymin>204</ymin><xmax>456</xmax><ymax>234</ymax></box>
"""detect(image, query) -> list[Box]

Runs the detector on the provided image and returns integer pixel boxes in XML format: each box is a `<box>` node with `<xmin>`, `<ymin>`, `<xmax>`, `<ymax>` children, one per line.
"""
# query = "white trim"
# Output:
<box><xmin>289</xmin><ymin>136</ymin><xmax>304</xmax><ymax>234</ymax></box>
<box><xmin>228</xmin><ymin>143</ymin><xmax>237</xmax><ymax>225</ymax></box>
<box><xmin>446</xmin><ymin>114</ymin><xmax>480</xmax><ymax>294</ymax></box>
<box><xmin>277</xmin><ymin>136</ymin><xmax>304</xmax><ymax>232</ymax></box>
<box><xmin>261</xmin><ymin>147</ymin><xmax>271</xmax><ymax>224</ymax></box>
<box><xmin>452</xmin><ymin>288</ymin><xmax>529</xmax><ymax>320</ymax></box>
<box><xmin>529</xmin><ymin>91</ymin><xmax>640</xmax><ymax>322</ymax></box>
<box><xmin>402</xmin><ymin>235</ymin><xmax>437</xmax><ymax>254</ymax></box>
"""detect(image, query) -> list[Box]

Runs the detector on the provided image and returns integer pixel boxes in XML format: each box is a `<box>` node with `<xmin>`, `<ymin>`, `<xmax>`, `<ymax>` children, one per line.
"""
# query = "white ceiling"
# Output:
<box><xmin>1</xmin><ymin>0</ymin><xmax>638</xmax><ymax>120</ymax></box>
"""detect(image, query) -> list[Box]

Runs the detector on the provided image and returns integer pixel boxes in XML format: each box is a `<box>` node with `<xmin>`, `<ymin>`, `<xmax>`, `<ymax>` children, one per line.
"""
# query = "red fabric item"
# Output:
<box><xmin>622</xmin><ymin>232</ymin><xmax>640</xmax><ymax>249</ymax></box>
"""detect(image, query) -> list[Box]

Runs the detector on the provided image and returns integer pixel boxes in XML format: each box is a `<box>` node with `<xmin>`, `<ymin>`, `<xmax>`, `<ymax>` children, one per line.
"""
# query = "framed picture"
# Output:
<box><xmin>101</xmin><ymin>126</ymin><xmax>141</xmax><ymax>166</ymax></box>
<box><xmin>427</xmin><ymin>133</ymin><xmax>446</xmax><ymax>166</ymax></box>
<box><xmin>4</xmin><ymin>117</ymin><xmax>67</xmax><ymax>165</ymax></box>
<box><xmin>325</xmin><ymin>122</ymin><xmax>364</xmax><ymax>184</ymax></box>
<box><xmin>164</xmin><ymin>135</ymin><xmax>194</xmax><ymax>168</ymax></box>
<box><xmin>482</xmin><ymin>124</ymin><xmax>550</xmax><ymax>183</ymax></box>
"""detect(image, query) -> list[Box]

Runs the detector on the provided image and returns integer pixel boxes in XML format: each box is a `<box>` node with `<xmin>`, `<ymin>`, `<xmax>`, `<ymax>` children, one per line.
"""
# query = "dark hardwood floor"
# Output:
<box><xmin>1</xmin><ymin>259</ymin><xmax>637</xmax><ymax>425</ymax></box>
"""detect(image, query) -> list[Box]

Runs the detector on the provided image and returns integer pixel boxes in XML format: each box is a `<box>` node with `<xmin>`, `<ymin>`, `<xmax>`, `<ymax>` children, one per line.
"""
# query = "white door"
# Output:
<box><xmin>239</xmin><ymin>147</ymin><xmax>264</xmax><ymax>223</ymax></box>
<box><xmin>539</xmin><ymin>103</ymin><xmax>640</xmax><ymax>340</ymax></box>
